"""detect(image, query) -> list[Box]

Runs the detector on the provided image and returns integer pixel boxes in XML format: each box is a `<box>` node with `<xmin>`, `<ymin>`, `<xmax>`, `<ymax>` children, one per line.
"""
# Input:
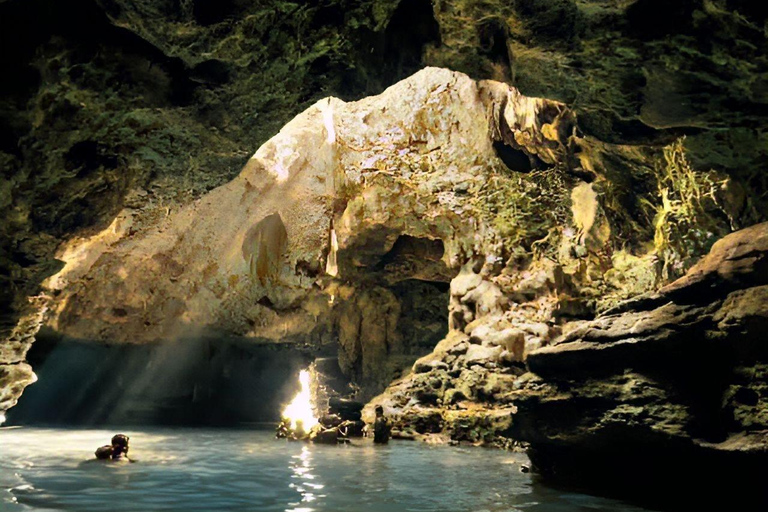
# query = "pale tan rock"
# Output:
<box><xmin>43</xmin><ymin>68</ymin><xmax>567</xmax><ymax>349</ymax></box>
<box><xmin>10</xmin><ymin>67</ymin><xmax>629</xmax><ymax>419</ymax></box>
<box><xmin>0</xmin><ymin>363</ymin><xmax>36</xmax><ymax>415</ymax></box>
<box><xmin>464</xmin><ymin>344</ymin><xmax>503</xmax><ymax>365</ymax></box>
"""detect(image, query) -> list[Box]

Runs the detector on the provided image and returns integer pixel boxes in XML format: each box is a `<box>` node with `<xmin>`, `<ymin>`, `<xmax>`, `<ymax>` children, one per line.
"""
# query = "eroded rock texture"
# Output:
<box><xmin>3</xmin><ymin>66</ymin><xmax>698</xmax><ymax>420</ymax></box>
<box><xmin>369</xmin><ymin>221</ymin><xmax>768</xmax><ymax>506</ymax></box>
<box><xmin>33</xmin><ymin>69</ymin><xmax>582</xmax><ymax>404</ymax></box>
<box><xmin>3</xmin><ymin>0</ymin><xmax>766</xmax><ymax>349</ymax></box>
<box><xmin>513</xmin><ymin>223</ymin><xmax>768</xmax><ymax>507</ymax></box>
<box><xmin>0</xmin><ymin>0</ymin><xmax>766</xmax><ymax>504</ymax></box>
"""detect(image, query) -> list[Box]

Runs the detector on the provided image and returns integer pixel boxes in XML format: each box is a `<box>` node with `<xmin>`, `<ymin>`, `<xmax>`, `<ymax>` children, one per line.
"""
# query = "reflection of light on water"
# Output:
<box><xmin>286</xmin><ymin>446</ymin><xmax>325</xmax><ymax>512</ymax></box>
<box><xmin>0</xmin><ymin>412</ymin><xmax>5</xmax><ymax>425</ymax></box>
<box><xmin>281</xmin><ymin>370</ymin><xmax>318</xmax><ymax>431</ymax></box>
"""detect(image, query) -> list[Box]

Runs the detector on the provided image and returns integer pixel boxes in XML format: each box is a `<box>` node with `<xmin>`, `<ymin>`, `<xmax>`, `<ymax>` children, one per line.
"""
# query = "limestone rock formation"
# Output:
<box><xmin>8</xmin><ymin>68</ymin><xmax>584</xmax><ymax>415</ymax></box>
<box><xmin>0</xmin><ymin>0</ymin><xmax>764</xmax><ymax>506</ymax></box>
<box><xmin>5</xmin><ymin>63</ymin><xmax>715</xmax><ymax>423</ymax></box>
<box><xmin>3</xmin><ymin>0</ymin><xmax>765</xmax><ymax>356</ymax></box>
<box><xmin>370</xmin><ymin>221</ymin><xmax>768</xmax><ymax>506</ymax></box>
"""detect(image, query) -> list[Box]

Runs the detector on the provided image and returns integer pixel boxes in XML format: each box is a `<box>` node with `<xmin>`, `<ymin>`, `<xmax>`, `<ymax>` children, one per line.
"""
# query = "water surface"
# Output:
<box><xmin>0</xmin><ymin>427</ymin><xmax>654</xmax><ymax>512</ymax></box>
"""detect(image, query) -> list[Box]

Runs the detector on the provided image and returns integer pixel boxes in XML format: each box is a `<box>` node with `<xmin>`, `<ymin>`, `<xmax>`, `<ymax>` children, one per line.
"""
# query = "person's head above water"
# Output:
<box><xmin>111</xmin><ymin>434</ymin><xmax>130</xmax><ymax>456</ymax></box>
<box><xmin>95</xmin><ymin>445</ymin><xmax>113</xmax><ymax>460</ymax></box>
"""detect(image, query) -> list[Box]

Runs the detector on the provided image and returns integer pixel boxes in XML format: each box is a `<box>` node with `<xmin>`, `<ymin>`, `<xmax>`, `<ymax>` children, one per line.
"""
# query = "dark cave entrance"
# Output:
<box><xmin>8</xmin><ymin>232</ymin><xmax>455</xmax><ymax>426</ymax></box>
<box><xmin>331</xmin><ymin>233</ymin><xmax>453</xmax><ymax>400</ymax></box>
<box><xmin>7</xmin><ymin>330</ymin><xmax>317</xmax><ymax>427</ymax></box>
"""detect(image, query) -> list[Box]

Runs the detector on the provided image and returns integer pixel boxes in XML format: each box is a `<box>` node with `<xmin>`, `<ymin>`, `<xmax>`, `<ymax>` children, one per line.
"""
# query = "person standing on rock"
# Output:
<box><xmin>372</xmin><ymin>405</ymin><xmax>391</xmax><ymax>444</ymax></box>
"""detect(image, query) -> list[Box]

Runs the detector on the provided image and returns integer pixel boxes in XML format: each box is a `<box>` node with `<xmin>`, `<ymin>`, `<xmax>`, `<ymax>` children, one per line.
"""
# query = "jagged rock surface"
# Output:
<box><xmin>24</xmin><ymin>68</ymin><xmax>584</xmax><ymax>410</ymax></box>
<box><xmin>3</xmin><ymin>0</ymin><xmax>766</xmax><ymax>348</ymax></box>
<box><xmin>513</xmin><ymin>222</ymin><xmax>768</xmax><ymax>506</ymax></box>
<box><xmin>0</xmin><ymin>0</ymin><xmax>766</xmax><ymax>502</ymax></box>
<box><xmin>371</xmin><ymin>222</ymin><xmax>768</xmax><ymax>506</ymax></box>
<box><xmin>4</xmin><ymin>66</ymin><xmax>703</xmax><ymax>419</ymax></box>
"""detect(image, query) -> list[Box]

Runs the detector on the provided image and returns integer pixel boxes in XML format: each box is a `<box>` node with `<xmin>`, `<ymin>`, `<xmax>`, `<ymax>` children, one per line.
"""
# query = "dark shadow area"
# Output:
<box><xmin>478</xmin><ymin>18</ymin><xmax>509</xmax><ymax>65</ymax></box>
<box><xmin>392</xmin><ymin>279</ymin><xmax>450</xmax><ymax>355</ymax></box>
<box><xmin>374</xmin><ymin>235</ymin><xmax>448</xmax><ymax>277</ymax></box>
<box><xmin>0</xmin><ymin>0</ymin><xmax>194</xmax><ymax>109</ymax></box>
<box><xmin>7</xmin><ymin>331</ymin><xmax>316</xmax><ymax>426</ymax></box>
<box><xmin>345</xmin><ymin>0</ymin><xmax>441</xmax><ymax>94</ymax></box>
<box><xmin>625</xmin><ymin>0</ymin><xmax>697</xmax><ymax>40</ymax></box>
<box><xmin>494</xmin><ymin>141</ymin><xmax>533</xmax><ymax>173</ymax></box>
<box><xmin>381</xmin><ymin>0</ymin><xmax>441</xmax><ymax>83</ymax></box>
<box><xmin>527</xmin><ymin>440</ymin><xmax>768</xmax><ymax>510</ymax></box>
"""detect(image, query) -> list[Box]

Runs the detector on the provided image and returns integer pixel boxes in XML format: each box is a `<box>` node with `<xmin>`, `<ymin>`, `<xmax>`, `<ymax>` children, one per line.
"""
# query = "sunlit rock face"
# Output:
<box><xmin>0</xmin><ymin>64</ymin><xmax>755</xmax><ymax>424</ymax></box>
<box><xmin>366</xmin><ymin>220</ymin><xmax>768</xmax><ymax>507</ymax></box>
<box><xmin>33</xmin><ymin>68</ymin><xmax>581</xmax><ymax>403</ymax></box>
<box><xmin>0</xmin><ymin>0</ymin><xmax>763</xmax><ymax>505</ymax></box>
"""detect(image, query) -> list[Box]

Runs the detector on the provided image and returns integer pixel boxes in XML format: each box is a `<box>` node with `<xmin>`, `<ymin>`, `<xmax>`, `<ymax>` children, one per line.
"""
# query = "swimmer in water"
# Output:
<box><xmin>110</xmin><ymin>434</ymin><xmax>131</xmax><ymax>460</ymax></box>
<box><xmin>93</xmin><ymin>434</ymin><xmax>134</xmax><ymax>462</ymax></box>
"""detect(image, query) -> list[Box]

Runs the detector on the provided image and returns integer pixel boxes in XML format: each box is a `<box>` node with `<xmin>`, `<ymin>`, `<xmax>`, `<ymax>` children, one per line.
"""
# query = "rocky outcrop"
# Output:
<box><xmin>0</xmin><ymin>299</ymin><xmax>44</xmax><ymax>417</ymax></box>
<box><xmin>3</xmin><ymin>0</ymin><xmax>765</xmax><ymax>354</ymax></box>
<box><xmin>0</xmin><ymin>1</ymin><xmax>764</xmax><ymax>503</ymax></box>
<box><xmin>370</xmin><ymin>221</ymin><xmax>768</xmax><ymax>505</ymax></box>
<box><xmin>7</xmin><ymin>62</ymin><xmax>731</xmax><ymax>424</ymax></box>
<box><xmin>510</xmin><ymin>222</ymin><xmax>768</xmax><ymax>506</ymax></box>
<box><xmin>3</xmin><ymin>68</ymin><xmax>587</xmax><ymax>417</ymax></box>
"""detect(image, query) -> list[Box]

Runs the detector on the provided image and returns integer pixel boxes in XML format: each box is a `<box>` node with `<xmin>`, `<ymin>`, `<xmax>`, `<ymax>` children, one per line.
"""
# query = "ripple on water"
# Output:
<box><xmin>0</xmin><ymin>427</ymin><xmax>654</xmax><ymax>512</ymax></box>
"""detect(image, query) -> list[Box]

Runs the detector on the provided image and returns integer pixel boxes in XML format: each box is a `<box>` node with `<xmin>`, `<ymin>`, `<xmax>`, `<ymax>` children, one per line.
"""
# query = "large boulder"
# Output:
<box><xmin>511</xmin><ymin>222</ymin><xmax>768</xmax><ymax>508</ymax></box>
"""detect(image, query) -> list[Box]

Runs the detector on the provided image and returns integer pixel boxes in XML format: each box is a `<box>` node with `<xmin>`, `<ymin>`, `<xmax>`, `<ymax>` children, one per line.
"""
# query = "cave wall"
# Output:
<box><xmin>0</xmin><ymin>2</ymin><xmax>765</xmax><ymax>504</ymax></box>
<box><xmin>0</xmin><ymin>2</ymin><xmax>765</xmax><ymax>492</ymax></box>
<box><xmin>4</xmin><ymin>60</ymin><xmax>746</xmax><ymax>417</ymax></box>
<box><xmin>2</xmin><ymin>0</ymin><xmax>766</xmax><ymax>345</ymax></box>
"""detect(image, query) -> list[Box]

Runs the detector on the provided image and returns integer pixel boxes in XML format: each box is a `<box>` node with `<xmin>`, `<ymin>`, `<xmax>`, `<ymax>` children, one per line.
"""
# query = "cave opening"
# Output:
<box><xmin>7</xmin><ymin>330</ymin><xmax>317</xmax><ymax>427</ymax></box>
<box><xmin>351</xmin><ymin>0</ymin><xmax>442</xmax><ymax>91</ymax></box>
<box><xmin>383</xmin><ymin>0</ymin><xmax>440</xmax><ymax>81</ymax></box>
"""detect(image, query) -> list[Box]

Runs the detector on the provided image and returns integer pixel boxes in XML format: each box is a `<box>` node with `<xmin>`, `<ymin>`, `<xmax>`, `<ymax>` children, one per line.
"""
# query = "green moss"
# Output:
<box><xmin>645</xmin><ymin>138</ymin><xmax>730</xmax><ymax>280</ymax></box>
<box><xmin>474</xmin><ymin>165</ymin><xmax>571</xmax><ymax>254</ymax></box>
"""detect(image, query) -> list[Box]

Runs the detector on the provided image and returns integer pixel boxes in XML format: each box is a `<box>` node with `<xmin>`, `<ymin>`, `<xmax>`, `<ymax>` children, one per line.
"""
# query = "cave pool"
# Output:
<box><xmin>0</xmin><ymin>427</ymin><xmax>655</xmax><ymax>512</ymax></box>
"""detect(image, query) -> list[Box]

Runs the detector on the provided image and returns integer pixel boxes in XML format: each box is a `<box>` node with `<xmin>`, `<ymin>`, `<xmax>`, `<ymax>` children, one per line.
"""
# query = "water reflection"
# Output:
<box><xmin>287</xmin><ymin>445</ymin><xmax>326</xmax><ymax>512</ymax></box>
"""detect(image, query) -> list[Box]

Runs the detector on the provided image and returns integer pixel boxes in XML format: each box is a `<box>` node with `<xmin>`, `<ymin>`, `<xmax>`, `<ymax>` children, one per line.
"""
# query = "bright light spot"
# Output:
<box><xmin>282</xmin><ymin>371</ymin><xmax>318</xmax><ymax>430</ymax></box>
<box><xmin>0</xmin><ymin>412</ymin><xmax>6</xmax><ymax>425</ymax></box>
<box><xmin>274</xmin><ymin>161</ymin><xmax>289</xmax><ymax>182</ymax></box>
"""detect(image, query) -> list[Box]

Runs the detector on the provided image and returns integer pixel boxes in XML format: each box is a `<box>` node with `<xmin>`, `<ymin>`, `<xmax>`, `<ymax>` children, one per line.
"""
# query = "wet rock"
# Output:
<box><xmin>319</xmin><ymin>414</ymin><xmax>342</xmax><ymax>428</ymax></box>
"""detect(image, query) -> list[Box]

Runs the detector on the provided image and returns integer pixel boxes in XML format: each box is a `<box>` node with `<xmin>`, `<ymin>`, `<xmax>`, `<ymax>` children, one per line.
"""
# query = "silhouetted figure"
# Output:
<box><xmin>291</xmin><ymin>420</ymin><xmax>307</xmax><ymax>441</ymax></box>
<box><xmin>93</xmin><ymin>434</ymin><xmax>133</xmax><ymax>462</ymax></box>
<box><xmin>276</xmin><ymin>419</ymin><xmax>291</xmax><ymax>439</ymax></box>
<box><xmin>373</xmin><ymin>405</ymin><xmax>391</xmax><ymax>444</ymax></box>
<box><xmin>111</xmin><ymin>434</ymin><xmax>130</xmax><ymax>460</ymax></box>
<box><xmin>95</xmin><ymin>445</ymin><xmax>113</xmax><ymax>460</ymax></box>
